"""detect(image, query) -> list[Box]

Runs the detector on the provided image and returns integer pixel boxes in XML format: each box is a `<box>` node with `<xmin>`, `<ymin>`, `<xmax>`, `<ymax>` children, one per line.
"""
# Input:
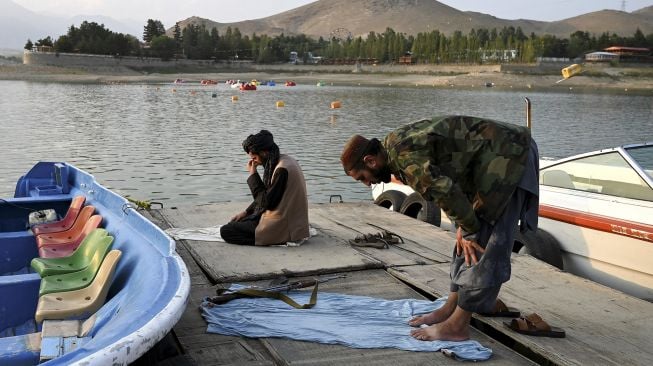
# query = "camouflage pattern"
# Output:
<box><xmin>383</xmin><ymin>115</ymin><xmax>531</xmax><ymax>233</ymax></box>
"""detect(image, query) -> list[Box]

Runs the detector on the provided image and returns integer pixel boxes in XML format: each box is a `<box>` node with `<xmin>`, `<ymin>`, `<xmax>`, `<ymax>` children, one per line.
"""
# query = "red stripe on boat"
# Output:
<box><xmin>539</xmin><ymin>204</ymin><xmax>653</xmax><ymax>243</ymax></box>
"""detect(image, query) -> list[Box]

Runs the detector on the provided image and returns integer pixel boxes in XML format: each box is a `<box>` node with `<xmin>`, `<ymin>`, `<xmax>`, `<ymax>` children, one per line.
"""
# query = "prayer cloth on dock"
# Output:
<box><xmin>201</xmin><ymin>285</ymin><xmax>492</xmax><ymax>361</ymax></box>
<box><xmin>164</xmin><ymin>227</ymin><xmax>317</xmax><ymax>246</ymax></box>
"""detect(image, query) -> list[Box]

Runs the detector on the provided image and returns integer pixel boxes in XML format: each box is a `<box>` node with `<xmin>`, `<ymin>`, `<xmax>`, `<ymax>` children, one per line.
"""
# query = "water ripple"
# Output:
<box><xmin>0</xmin><ymin>81</ymin><xmax>651</xmax><ymax>206</ymax></box>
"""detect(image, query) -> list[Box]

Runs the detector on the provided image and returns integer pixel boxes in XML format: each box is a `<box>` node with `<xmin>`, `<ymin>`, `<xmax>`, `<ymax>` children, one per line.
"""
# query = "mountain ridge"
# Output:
<box><xmin>1</xmin><ymin>0</ymin><xmax>651</xmax><ymax>51</ymax></box>
<box><xmin>170</xmin><ymin>0</ymin><xmax>653</xmax><ymax>40</ymax></box>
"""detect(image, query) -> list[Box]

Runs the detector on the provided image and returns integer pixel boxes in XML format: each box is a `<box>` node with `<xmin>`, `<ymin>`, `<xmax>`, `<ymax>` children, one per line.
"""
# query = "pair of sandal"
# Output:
<box><xmin>347</xmin><ymin>230</ymin><xmax>404</xmax><ymax>249</ymax></box>
<box><xmin>480</xmin><ymin>299</ymin><xmax>566</xmax><ymax>338</ymax></box>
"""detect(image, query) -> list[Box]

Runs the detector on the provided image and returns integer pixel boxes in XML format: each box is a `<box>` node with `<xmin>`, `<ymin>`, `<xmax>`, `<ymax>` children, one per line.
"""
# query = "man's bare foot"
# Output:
<box><xmin>408</xmin><ymin>310</ymin><xmax>448</xmax><ymax>327</ymax></box>
<box><xmin>411</xmin><ymin>306</ymin><xmax>472</xmax><ymax>341</ymax></box>
<box><xmin>408</xmin><ymin>299</ymin><xmax>456</xmax><ymax>327</ymax></box>
<box><xmin>410</xmin><ymin>322</ymin><xmax>470</xmax><ymax>342</ymax></box>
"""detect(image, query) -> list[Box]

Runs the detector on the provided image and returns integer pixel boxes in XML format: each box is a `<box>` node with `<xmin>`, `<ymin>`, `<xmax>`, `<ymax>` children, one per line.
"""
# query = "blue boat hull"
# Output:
<box><xmin>0</xmin><ymin>162</ymin><xmax>189</xmax><ymax>365</ymax></box>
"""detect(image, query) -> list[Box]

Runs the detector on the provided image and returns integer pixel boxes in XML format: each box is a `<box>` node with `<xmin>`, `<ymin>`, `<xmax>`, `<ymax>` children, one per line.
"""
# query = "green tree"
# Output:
<box><xmin>54</xmin><ymin>35</ymin><xmax>73</xmax><ymax>52</ymax></box>
<box><xmin>143</xmin><ymin>19</ymin><xmax>166</xmax><ymax>43</ymax></box>
<box><xmin>632</xmin><ymin>28</ymin><xmax>647</xmax><ymax>47</ymax></box>
<box><xmin>35</xmin><ymin>36</ymin><xmax>53</xmax><ymax>47</ymax></box>
<box><xmin>568</xmin><ymin>31</ymin><xmax>591</xmax><ymax>58</ymax></box>
<box><xmin>24</xmin><ymin>39</ymin><xmax>33</xmax><ymax>50</ymax></box>
<box><xmin>173</xmin><ymin>22</ymin><xmax>182</xmax><ymax>52</ymax></box>
<box><xmin>150</xmin><ymin>35</ymin><xmax>176</xmax><ymax>60</ymax></box>
<box><xmin>51</xmin><ymin>21</ymin><xmax>139</xmax><ymax>56</ymax></box>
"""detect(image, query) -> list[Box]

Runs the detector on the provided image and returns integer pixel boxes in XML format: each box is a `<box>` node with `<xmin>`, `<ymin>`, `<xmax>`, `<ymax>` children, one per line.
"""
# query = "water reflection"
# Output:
<box><xmin>0</xmin><ymin>80</ymin><xmax>651</xmax><ymax>207</ymax></box>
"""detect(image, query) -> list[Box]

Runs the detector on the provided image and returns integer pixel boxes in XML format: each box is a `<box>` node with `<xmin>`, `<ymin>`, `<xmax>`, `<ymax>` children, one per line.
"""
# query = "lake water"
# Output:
<box><xmin>0</xmin><ymin>80</ymin><xmax>651</xmax><ymax>207</ymax></box>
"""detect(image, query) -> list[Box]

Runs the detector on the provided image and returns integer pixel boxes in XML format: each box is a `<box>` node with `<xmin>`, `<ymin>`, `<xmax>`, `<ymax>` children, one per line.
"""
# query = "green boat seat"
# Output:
<box><xmin>32</xmin><ymin>196</ymin><xmax>86</xmax><ymax>236</ymax></box>
<box><xmin>38</xmin><ymin>235</ymin><xmax>115</xmax><ymax>296</ymax></box>
<box><xmin>35</xmin><ymin>250</ymin><xmax>121</xmax><ymax>323</ymax></box>
<box><xmin>30</xmin><ymin>229</ymin><xmax>112</xmax><ymax>277</ymax></box>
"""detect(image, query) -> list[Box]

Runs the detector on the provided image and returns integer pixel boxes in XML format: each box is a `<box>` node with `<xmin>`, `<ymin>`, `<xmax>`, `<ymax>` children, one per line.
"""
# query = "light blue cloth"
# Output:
<box><xmin>201</xmin><ymin>285</ymin><xmax>492</xmax><ymax>361</ymax></box>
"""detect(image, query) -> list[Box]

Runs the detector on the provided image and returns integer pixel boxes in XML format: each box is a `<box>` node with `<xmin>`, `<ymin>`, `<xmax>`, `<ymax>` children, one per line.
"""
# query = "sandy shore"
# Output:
<box><xmin>1</xmin><ymin>63</ymin><xmax>652</xmax><ymax>94</ymax></box>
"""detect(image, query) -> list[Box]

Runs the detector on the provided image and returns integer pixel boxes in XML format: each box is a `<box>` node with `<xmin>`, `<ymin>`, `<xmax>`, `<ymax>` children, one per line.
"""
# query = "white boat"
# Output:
<box><xmin>372</xmin><ymin>142</ymin><xmax>653</xmax><ymax>301</ymax></box>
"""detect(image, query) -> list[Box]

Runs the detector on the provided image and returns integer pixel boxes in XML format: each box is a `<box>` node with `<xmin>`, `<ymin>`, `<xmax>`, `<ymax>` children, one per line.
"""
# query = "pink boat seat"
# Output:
<box><xmin>36</xmin><ymin>206</ymin><xmax>95</xmax><ymax>248</ymax></box>
<box><xmin>32</xmin><ymin>196</ymin><xmax>86</xmax><ymax>236</ymax></box>
<box><xmin>38</xmin><ymin>215</ymin><xmax>103</xmax><ymax>258</ymax></box>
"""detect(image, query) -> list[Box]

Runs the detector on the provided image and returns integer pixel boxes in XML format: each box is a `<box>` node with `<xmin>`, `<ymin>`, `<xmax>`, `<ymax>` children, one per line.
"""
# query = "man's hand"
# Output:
<box><xmin>247</xmin><ymin>159</ymin><xmax>259</xmax><ymax>174</ymax></box>
<box><xmin>230</xmin><ymin>211</ymin><xmax>247</xmax><ymax>222</ymax></box>
<box><xmin>456</xmin><ymin>227</ymin><xmax>485</xmax><ymax>266</ymax></box>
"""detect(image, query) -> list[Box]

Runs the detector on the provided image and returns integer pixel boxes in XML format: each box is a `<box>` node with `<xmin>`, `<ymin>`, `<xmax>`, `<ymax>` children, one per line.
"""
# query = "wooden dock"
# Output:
<box><xmin>145</xmin><ymin>202</ymin><xmax>653</xmax><ymax>365</ymax></box>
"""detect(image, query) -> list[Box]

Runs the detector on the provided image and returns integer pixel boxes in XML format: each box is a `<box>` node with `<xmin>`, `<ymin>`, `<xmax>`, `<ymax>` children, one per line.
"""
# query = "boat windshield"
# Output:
<box><xmin>540</xmin><ymin>151</ymin><xmax>653</xmax><ymax>201</ymax></box>
<box><xmin>625</xmin><ymin>145</ymin><xmax>653</xmax><ymax>180</ymax></box>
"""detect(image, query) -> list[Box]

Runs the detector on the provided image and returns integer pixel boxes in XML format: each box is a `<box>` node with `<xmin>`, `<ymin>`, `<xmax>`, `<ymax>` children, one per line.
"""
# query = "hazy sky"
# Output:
<box><xmin>14</xmin><ymin>0</ymin><xmax>653</xmax><ymax>28</ymax></box>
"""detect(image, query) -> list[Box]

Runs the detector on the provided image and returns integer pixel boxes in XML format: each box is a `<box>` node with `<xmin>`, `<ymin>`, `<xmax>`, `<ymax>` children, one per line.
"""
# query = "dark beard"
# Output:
<box><xmin>371</xmin><ymin>165</ymin><xmax>392</xmax><ymax>184</ymax></box>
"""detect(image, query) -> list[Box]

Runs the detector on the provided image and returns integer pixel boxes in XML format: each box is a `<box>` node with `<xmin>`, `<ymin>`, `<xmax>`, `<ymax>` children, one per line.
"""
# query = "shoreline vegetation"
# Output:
<box><xmin>1</xmin><ymin>62</ymin><xmax>652</xmax><ymax>95</ymax></box>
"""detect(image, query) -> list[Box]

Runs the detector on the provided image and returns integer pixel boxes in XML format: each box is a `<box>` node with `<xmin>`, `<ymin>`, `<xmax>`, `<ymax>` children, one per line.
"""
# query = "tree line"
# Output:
<box><xmin>25</xmin><ymin>19</ymin><xmax>653</xmax><ymax>64</ymax></box>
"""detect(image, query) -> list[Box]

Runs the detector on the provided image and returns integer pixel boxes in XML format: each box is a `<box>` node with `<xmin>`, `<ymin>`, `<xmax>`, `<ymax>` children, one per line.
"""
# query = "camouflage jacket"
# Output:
<box><xmin>383</xmin><ymin>115</ymin><xmax>531</xmax><ymax>234</ymax></box>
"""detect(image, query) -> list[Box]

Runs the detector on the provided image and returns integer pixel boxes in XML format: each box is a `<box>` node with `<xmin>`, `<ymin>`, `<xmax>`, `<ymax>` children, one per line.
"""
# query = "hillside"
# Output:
<box><xmin>170</xmin><ymin>0</ymin><xmax>653</xmax><ymax>39</ymax></box>
<box><xmin>547</xmin><ymin>9</ymin><xmax>653</xmax><ymax>37</ymax></box>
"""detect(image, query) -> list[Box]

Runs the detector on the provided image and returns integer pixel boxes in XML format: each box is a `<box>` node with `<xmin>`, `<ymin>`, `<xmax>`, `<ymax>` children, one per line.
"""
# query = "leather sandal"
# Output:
<box><xmin>504</xmin><ymin>313</ymin><xmax>566</xmax><ymax>338</ymax></box>
<box><xmin>478</xmin><ymin>298</ymin><xmax>521</xmax><ymax>317</ymax></box>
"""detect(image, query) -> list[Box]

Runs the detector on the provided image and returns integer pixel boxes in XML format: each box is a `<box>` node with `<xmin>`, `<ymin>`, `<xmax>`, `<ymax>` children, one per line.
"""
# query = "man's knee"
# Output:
<box><xmin>220</xmin><ymin>222</ymin><xmax>241</xmax><ymax>243</ymax></box>
<box><xmin>220</xmin><ymin>222</ymin><xmax>236</xmax><ymax>241</ymax></box>
<box><xmin>457</xmin><ymin>286</ymin><xmax>501</xmax><ymax>313</ymax></box>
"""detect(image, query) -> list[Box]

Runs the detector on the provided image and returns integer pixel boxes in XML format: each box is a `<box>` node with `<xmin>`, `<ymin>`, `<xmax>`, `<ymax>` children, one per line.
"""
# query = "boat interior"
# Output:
<box><xmin>0</xmin><ymin>162</ymin><xmax>187</xmax><ymax>365</ymax></box>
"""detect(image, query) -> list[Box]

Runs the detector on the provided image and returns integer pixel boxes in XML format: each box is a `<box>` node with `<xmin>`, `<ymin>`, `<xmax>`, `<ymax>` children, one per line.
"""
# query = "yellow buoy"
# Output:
<box><xmin>561</xmin><ymin>64</ymin><xmax>582</xmax><ymax>79</ymax></box>
<box><xmin>276</xmin><ymin>101</ymin><xmax>285</xmax><ymax>107</ymax></box>
<box><xmin>330</xmin><ymin>101</ymin><xmax>342</xmax><ymax>109</ymax></box>
<box><xmin>231</xmin><ymin>95</ymin><xmax>239</xmax><ymax>102</ymax></box>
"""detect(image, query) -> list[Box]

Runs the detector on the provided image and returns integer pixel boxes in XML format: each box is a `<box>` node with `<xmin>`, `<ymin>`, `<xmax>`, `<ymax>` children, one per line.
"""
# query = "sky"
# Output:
<box><xmin>13</xmin><ymin>0</ymin><xmax>653</xmax><ymax>29</ymax></box>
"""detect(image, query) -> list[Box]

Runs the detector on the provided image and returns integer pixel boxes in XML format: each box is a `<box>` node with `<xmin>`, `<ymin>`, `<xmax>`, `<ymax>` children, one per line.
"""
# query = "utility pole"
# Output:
<box><xmin>621</xmin><ymin>0</ymin><xmax>626</xmax><ymax>12</ymax></box>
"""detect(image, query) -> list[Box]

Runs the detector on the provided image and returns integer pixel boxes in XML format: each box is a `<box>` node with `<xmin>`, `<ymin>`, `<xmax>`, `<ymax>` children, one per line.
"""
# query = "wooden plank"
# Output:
<box><xmin>173</xmin><ymin>282</ymin><xmax>276</xmax><ymax>366</ymax></box>
<box><xmin>388</xmin><ymin>255</ymin><xmax>653</xmax><ymax>366</ymax></box>
<box><xmin>182</xmin><ymin>339</ymin><xmax>274</xmax><ymax>366</ymax></box>
<box><xmin>256</xmin><ymin>269</ymin><xmax>535</xmax><ymax>365</ymax></box>
<box><xmin>309</xmin><ymin>208</ymin><xmax>429</xmax><ymax>267</ymax></box>
<box><xmin>310</xmin><ymin>202</ymin><xmax>453</xmax><ymax>262</ymax></box>
<box><xmin>157</xmin><ymin>204</ymin><xmax>383</xmax><ymax>282</ymax></box>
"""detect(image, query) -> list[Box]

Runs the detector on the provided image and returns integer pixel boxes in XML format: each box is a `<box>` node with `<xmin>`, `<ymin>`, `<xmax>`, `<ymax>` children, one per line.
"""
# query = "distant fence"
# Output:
<box><xmin>22</xmin><ymin>50</ymin><xmax>506</xmax><ymax>74</ymax></box>
<box><xmin>23</xmin><ymin>51</ymin><xmax>252</xmax><ymax>69</ymax></box>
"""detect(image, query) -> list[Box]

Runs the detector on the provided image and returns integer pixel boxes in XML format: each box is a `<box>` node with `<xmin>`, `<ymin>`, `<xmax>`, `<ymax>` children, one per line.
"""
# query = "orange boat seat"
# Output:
<box><xmin>38</xmin><ymin>215</ymin><xmax>103</xmax><ymax>258</ymax></box>
<box><xmin>36</xmin><ymin>206</ymin><xmax>95</xmax><ymax>248</ymax></box>
<box><xmin>32</xmin><ymin>196</ymin><xmax>86</xmax><ymax>236</ymax></box>
<box><xmin>35</xmin><ymin>250</ymin><xmax>121</xmax><ymax>323</ymax></box>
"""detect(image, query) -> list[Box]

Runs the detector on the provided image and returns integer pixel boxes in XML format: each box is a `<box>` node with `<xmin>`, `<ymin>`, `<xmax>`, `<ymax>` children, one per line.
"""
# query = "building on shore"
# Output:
<box><xmin>585</xmin><ymin>51</ymin><xmax>619</xmax><ymax>62</ymax></box>
<box><xmin>601</xmin><ymin>46</ymin><xmax>651</xmax><ymax>63</ymax></box>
